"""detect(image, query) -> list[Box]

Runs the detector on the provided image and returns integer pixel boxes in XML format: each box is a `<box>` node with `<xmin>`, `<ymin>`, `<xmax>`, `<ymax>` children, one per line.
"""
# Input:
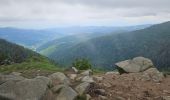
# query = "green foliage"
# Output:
<box><xmin>0</xmin><ymin>56</ymin><xmax>63</xmax><ymax>73</ymax></box>
<box><xmin>0</xmin><ymin>39</ymin><xmax>63</xmax><ymax>73</ymax></box>
<box><xmin>42</xmin><ymin>21</ymin><xmax>170</xmax><ymax>70</ymax></box>
<box><xmin>72</xmin><ymin>58</ymin><xmax>92</xmax><ymax>70</ymax></box>
<box><xmin>0</xmin><ymin>39</ymin><xmax>39</xmax><ymax>65</ymax></box>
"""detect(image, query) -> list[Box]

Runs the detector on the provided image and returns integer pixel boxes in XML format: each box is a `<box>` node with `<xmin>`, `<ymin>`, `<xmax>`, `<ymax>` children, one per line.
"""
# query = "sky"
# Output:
<box><xmin>0</xmin><ymin>0</ymin><xmax>170</xmax><ymax>29</ymax></box>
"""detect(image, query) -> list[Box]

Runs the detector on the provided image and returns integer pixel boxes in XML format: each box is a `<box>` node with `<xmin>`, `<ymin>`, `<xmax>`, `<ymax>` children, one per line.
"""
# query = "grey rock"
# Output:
<box><xmin>116</xmin><ymin>57</ymin><xmax>154</xmax><ymax>73</ymax></box>
<box><xmin>86</xmin><ymin>94</ymin><xmax>91</xmax><ymax>100</ymax></box>
<box><xmin>10</xmin><ymin>72</ymin><xmax>22</xmax><ymax>76</ymax></box>
<box><xmin>56</xmin><ymin>86</ymin><xmax>78</xmax><ymax>100</ymax></box>
<box><xmin>49</xmin><ymin>72</ymin><xmax>70</xmax><ymax>85</ymax></box>
<box><xmin>0</xmin><ymin>74</ymin><xmax>25</xmax><ymax>85</ymax></box>
<box><xmin>163</xmin><ymin>96</ymin><xmax>170</xmax><ymax>100</ymax></box>
<box><xmin>0</xmin><ymin>81</ymin><xmax>16</xmax><ymax>100</ymax></box>
<box><xmin>0</xmin><ymin>76</ymin><xmax>50</xmax><ymax>100</ymax></box>
<box><xmin>93</xmin><ymin>76</ymin><xmax>103</xmax><ymax>81</ymax></box>
<box><xmin>75</xmin><ymin>82</ymin><xmax>90</xmax><ymax>95</ymax></box>
<box><xmin>51</xmin><ymin>85</ymin><xmax>64</xmax><ymax>93</ymax></box>
<box><xmin>82</xmin><ymin>76</ymin><xmax>94</xmax><ymax>83</ymax></box>
<box><xmin>68</xmin><ymin>74</ymin><xmax>77</xmax><ymax>80</ymax></box>
<box><xmin>81</xmin><ymin>69</ymin><xmax>93</xmax><ymax>76</ymax></box>
<box><xmin>142</xmin><ymin>68</ymin><xmax>164</xmax><ymax>82</ymax></box>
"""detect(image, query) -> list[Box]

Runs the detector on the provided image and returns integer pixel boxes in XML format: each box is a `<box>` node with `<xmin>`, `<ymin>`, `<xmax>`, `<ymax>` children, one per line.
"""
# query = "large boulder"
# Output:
<box><xmin>56</xmin><ymin>86</ymin><xmax>78</xmax><ymax>100</ymax></box>
<box><xmin>49</xmin><ymin>72</ymin><xmax>70</xmax><ymax>85</ymax></box>
<box><xmin>0</xmin><ymin>74</ymin><xmax>25</xmax><ymax>85</ymax></box>
<box><xmin>75</xmin><ymin>82</ymin><xmax>90</xmax><ymax>95</ymax></box>
<box><xmin>141</xmin><ymin>68</ymin><xmax>164</xmax><ymax>82</ymax></box>
<box><xmin>0</xmin><ymin>76</ymin><xmax>51</xmax><ymax>100</ymax></box>
<box><xmin>115</xmin><ymin>57</ymin><xmax>154</xmax><ymax>73</ymax></box>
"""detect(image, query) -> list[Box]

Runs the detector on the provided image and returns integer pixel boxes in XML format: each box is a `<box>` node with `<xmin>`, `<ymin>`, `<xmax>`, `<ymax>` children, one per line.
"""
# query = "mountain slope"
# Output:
<box><xmin>47</xmin><ymin>21</ymin><xmax>170</xmax><ymax>70</ymax></box>
<box><xmin>0</xmin><ymin>38</ymin><xmax>60</xmax><ymax>72</ymax></box>
<box><xmin>0</xmin><ymin>38</ymin><xmax>39</xmax><ymax>64</ymax></box>
<box><xmin>38</xmin><ymin>25</ymin><xmax>150</xmax><ymax>56</ymax></box>
<box><xmin>0</xmin><ymin>25</ymin><xmax>150</xmax><ymax>51</ymax></box>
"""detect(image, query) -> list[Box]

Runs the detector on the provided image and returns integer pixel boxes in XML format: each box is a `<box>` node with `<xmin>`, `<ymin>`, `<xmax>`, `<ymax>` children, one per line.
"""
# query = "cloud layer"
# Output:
<box><xmin>0</xmin><ymin>0</ymin><xmax>170</xmax><ymax>28</ymax></box>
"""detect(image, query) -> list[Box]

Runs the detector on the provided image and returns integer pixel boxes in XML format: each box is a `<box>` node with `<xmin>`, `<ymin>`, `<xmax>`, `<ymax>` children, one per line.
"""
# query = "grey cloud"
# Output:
<box><xmin>0</xmin><ymin>0</ymin><xmax>170</xmax><ymax>27</ymax></box>
<box><xmin>1</xmin><ymin>0</ymin><xmax>170</xmax><ymax>8</ymax></box>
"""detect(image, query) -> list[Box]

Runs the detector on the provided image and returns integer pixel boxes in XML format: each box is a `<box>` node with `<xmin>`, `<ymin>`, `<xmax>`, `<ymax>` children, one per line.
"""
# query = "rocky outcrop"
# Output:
<box><xmin>115</xmin><ymin>57</ymin><xmax>154</xmax><ymax>73</ymax></box>
<box><xmin>0</xmin><ymin>74</ymin><xmax>25</xmax><ymax>85</ymax></box>
<box><xmin>56</xmin><ymin>86</ymin><xmax>78</xmax><ymax>100</ymax></box>
<box><xmin>82</xmin><ymin>76</ymin><xmax>94</xmax><ymax>83</ymax></box>
<box><xmin>141</xmin><ymin>68</ymin><xmax>164</xmax><ymax>82</ymax></box>
<box><xmin>115</xmin><ymin>57</ymin><xmax>164</xmax><ymax>82</ymax></box>
<box><xmin>0</xmin><ymin>72</ymin><xmax>79</xmax><ymax>100</ymax></box>
<box><xmin>48</xmin><ymin>72</ymin><xmax>70</xmax><ymax>85</ymax></box>
<box><xmin>68</xmin><ymin>74</ymin><xmax>77</xmax><ymax>80</ymax></box>
<box><xmin>0</xmin><ymin>76</ymin><xmax>51</xmax><ymax>100</ymax></box>
<box><xmin>75</xmin><ymin>82</ymin><xmax>90</xmax><ymax>95</ymax></box>
<box><xmin>0</xmin><ymin>63</ymin><xmax>167</xmax><ymax>100</ymax></box>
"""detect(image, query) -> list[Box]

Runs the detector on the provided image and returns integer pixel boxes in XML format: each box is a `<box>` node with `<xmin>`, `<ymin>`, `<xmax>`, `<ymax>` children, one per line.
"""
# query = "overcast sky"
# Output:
<box><xmin>0</xmin><ymin>0</ymin><xmax>170</xmax><ymax>29</ymax></box>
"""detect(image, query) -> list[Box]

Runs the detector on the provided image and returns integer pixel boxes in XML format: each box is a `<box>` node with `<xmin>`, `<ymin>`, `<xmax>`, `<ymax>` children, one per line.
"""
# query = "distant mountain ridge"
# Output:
<box><xmin>0</xmin><ymin>25</ymin><xmax>150</xmax><ymax>51</ymax></box>
<box><xmin>44</xmin><ymin>21</ymin><xmax>170</xmax><ymax>70</ymax></box>
<box><xmin>0</xmin><ymin>28</ymin><xmax>63</xmax><ymax>50</ymax></box>
<box><xmin>37</xmin><ymin>25</ymin><xmax>151</xmax><ymax>56</ymax></box>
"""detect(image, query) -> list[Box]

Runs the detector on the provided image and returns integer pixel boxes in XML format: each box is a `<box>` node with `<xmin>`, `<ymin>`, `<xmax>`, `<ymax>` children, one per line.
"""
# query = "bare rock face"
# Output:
<box><xmin>0</xmin><ymin>74</ymin><xmax>25</xmax><ymax>85</ymax></box>
<box><xmin>142</xmin><ymin>68</ymin><xmax>164</xmax><ymax>82</ymax></box>
<box><xmin>0</xmin><ymin>76</ymin><xmax>51</xmax><ymax>100</ymax></box>
<box><xmin>49</xmin><ymin>72</ymin><xmax>70</xmax><ymax>85</ymax></box>
<box><xmin>115</xmin><ymin>57</ymin><xmax>154</xmax><ymax>74</ymax></box>
<box><xmin>81</xmin><ymin>76</ymin><xmax>94</xmax><ymax>83</ymax></box>
<box><xmin>75</xmin><ymin>82</ymin><xmax>90</xmax><ymax>95</ymax></box>
<box><xmin>68</xmin><ymin>74</ymin><xmax>77</xmax><ymax>80</ymax></box>
<box><xmin>56</xmin><ymin>86</ymin><xmax>78</xmax><ymax>100</ymax></box>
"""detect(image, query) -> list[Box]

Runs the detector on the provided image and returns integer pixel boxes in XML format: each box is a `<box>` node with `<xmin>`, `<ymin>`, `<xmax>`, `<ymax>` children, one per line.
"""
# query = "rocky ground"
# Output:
<box><xmin>0</xmin><ymin>57</ymin><xmax>170</xmax><ymax>100</ymax></box>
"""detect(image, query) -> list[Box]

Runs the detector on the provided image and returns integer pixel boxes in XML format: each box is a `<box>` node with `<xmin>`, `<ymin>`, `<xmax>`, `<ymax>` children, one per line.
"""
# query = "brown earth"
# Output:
<box><xmin>89</xmin><ymin>73</ymin><xmax>170</xmax><ymax>100</ymax></box>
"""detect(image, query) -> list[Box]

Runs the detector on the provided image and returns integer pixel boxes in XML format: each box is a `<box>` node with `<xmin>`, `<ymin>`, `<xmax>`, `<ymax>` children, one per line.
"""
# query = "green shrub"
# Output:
<box><xmin>72</xmin><ymin>58</ymin><xmax>92</xmax><ymax>70</ymax></box>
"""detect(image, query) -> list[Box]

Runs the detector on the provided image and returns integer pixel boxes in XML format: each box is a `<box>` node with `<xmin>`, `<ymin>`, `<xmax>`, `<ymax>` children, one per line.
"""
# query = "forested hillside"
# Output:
<box><xmin>37</xmin><ymin>25</ymin><xmax>150</xmax><ymax>56</ymax></box>
<box><xmin>0</xmin><ymin>38</ymin><xmax>40</xmax><ymax>65</ymax></box>
<box><xmin>46</xmin><ymin>21</ymin><xmax>170</xmax><ymax>70</ymax></box>
<box><xmin>0</xmin><ymin>38</ymin><xmax>61</xmax><ymax>73</ymax></box>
